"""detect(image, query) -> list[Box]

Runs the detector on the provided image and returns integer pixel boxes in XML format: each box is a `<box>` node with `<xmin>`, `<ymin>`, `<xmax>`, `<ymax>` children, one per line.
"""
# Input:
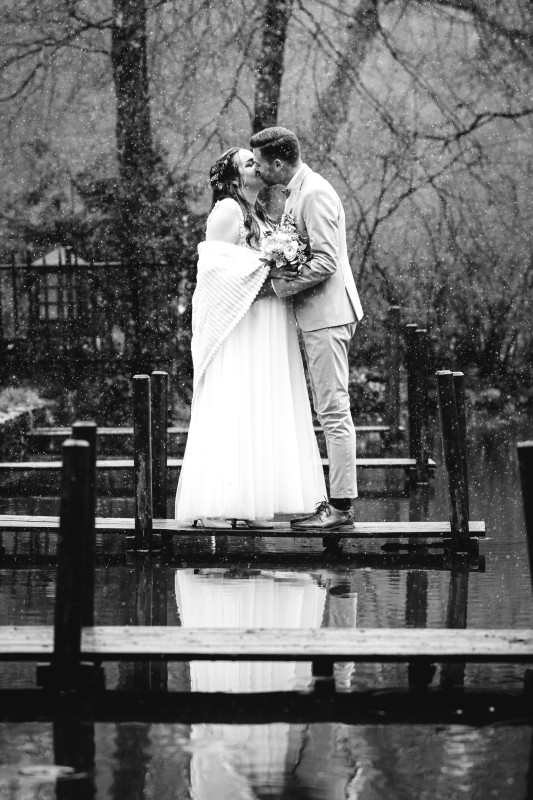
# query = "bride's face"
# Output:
<box><xmin>237</xmin><ymin>149</ymin><xmax>264</xmax><ymax>190</ymax></box>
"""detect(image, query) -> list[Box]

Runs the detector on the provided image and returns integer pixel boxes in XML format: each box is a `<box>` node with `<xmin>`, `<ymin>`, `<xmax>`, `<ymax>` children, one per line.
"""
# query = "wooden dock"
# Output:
<box><xmin>28</xmin><ymin>424</ymin><xmax>403</xmax><ymax>437</ymax></box>
<box><xmin>0</xmin><ymin>626</ymin><xmax>530</xmax><ymax>663</ymax></box>
<box><xmin>0</xmin><ymin>514</ymin><xmax>484</xmax><ymax>539</ymax></box>
<box><xmin>0</xmin><ymin>429</ymin><xmax>529</xmax><ymax>733</ymax></box>
<box><xmin>0</xmin><ymin>456</ymin><xmax>434</xmax><ymax>471</ymax></box>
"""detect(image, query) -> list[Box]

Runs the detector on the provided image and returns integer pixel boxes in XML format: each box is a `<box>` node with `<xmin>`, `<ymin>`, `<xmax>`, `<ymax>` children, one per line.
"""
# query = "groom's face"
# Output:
<box><xmin>252</xmin><ymin>150</ymin><xmax>285</xmax><ymax>187</ymax></box>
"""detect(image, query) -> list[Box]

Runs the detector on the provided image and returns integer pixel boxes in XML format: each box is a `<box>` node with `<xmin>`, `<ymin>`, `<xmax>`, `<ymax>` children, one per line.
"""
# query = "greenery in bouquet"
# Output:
<box><xmin>260</xmin><ymin>213</ymin><xmax>310</xmax><ymax>273</ymax></box>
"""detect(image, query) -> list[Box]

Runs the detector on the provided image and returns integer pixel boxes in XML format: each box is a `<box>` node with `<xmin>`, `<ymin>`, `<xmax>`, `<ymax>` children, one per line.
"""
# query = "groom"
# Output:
<box><xmin>250</xmin><ymin>126</ymin><xmax>364</xmax><ymax>530</ymax></box>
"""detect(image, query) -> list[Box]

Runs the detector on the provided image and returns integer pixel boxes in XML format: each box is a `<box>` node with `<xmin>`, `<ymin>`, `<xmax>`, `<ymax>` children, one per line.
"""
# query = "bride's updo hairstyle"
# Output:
<box><xmin>209</xmin><ymin>147</ymin><xmax>270</xmax><ymax>247</ymax></box>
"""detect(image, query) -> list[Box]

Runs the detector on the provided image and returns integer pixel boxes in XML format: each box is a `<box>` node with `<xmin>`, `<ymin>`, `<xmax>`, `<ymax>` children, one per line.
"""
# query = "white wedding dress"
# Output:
<box><xmin>175</xmin><ymin>200</ymin><xmax>326</xmax><ymax>522</ymax></box>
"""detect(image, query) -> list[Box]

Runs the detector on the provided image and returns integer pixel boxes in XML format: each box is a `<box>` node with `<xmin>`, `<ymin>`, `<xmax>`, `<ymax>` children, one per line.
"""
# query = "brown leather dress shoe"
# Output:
<box><xmin>290</xmin><ymin>501</ymin><xmax>354</xmax><ymax>530</ymax></box>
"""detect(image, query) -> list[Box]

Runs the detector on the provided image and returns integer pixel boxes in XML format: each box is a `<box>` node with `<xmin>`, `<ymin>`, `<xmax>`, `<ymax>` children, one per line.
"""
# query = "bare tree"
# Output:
<box><xmin>252</xmin><ymin>0</ymin><xmax>296</xmax><ymax>131</ymax></box>
<box><xmin>111</xmin><ymin>0</ymin><xmax>156</xmax><ymax>257</ymax></box>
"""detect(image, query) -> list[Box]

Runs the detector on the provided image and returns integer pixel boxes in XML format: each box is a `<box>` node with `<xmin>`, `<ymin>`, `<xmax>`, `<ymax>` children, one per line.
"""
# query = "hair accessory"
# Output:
<box><xmin>209</xmin><ymin>147</ymin><xmax>239</xmax><ymax>187</ymax></box>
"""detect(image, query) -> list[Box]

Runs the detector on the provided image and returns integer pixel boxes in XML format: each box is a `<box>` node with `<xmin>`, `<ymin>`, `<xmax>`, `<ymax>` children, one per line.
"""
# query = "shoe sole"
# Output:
<box><xmin>290</xmin><ymin>521</ymin><xmax>354</xmax><ymax>531</ymax></box>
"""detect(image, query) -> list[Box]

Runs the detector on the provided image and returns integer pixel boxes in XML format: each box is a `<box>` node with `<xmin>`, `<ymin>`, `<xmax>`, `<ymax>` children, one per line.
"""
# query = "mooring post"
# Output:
<box><xmin>405</xmin><ymin>323</ymin><xmax>419</xmax><ymax>465</ymax></box>
<box><xmin>151</xmin><ymin>370</ymin><xmax>169</xmax><ymax>520</ymax></box>
<box><xmin>133</xmin><ymin>374</ymin><xmax>153</xmax><ymax>553</ymax></box>
<box><xmin>405</xmin><ymin>325</ymin><xmax>431</xmax><ymax>483</ymax></box>
<box><xmin>436</xmin><ymin>370</ymin><xmax>469</xmax><ymax>549</ymax></box>
<box><xmin>415</xmin><ymin>330</ymin><xmax>431</xmax><ymax>482</ymax></box>
<box><xmin>385</xmin><ymin>305</ymin><xmax>402</xmax><ymax>443</ymax></box>
<box><xmin>72</xmin><ymin>422</ymin><xmax>97</xmax><ymax>626</ymax></box>
<box><xmin>452</xmin><ymin>372</ymin><xmax>470</xmax><ymax>521</ymax></box>
<box><xmin>51</xmin><ymin>439</ymin><xmax>90</xmax><ymax>690</ymax></box>
<box><xmin>517</xmin><ymin>442</ymin><xmax>533</xmax><ymax>595</ymax></box>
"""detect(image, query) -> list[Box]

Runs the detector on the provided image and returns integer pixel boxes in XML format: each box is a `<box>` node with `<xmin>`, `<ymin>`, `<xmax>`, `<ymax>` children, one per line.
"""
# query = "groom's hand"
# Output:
<box><xmin>268</xmin><ymin>265</ymin><xmax>298</xmax><ymax>280</ymax></box>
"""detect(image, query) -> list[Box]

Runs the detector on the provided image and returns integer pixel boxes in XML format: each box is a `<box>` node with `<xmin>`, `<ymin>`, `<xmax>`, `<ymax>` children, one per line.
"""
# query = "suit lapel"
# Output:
<box><xmin>284</xmin><ymin>165</ymin><xmax>312</xmax><ymax>216</ymax></box>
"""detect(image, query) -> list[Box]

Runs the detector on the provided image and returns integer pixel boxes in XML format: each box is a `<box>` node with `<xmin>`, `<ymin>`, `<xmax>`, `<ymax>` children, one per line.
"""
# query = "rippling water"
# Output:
<box><xmin>0</xmin><ymin>412</ymin><xmax>532</xmax><ymax>798</ymax></box>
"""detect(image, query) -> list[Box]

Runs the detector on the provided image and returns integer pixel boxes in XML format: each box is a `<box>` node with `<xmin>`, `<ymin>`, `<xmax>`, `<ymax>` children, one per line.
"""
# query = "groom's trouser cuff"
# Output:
<box><xmin>301</xmin><ymin>322</ymin><xmax>357</xmax><ymax>499</ymax></box>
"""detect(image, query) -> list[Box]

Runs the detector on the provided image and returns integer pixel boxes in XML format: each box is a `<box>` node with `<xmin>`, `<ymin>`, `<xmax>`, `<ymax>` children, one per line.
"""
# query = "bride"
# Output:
<box><xmin>175</xmin><ymin>146</ymin><xmax>326</xmax><ymax>527</ymax></box>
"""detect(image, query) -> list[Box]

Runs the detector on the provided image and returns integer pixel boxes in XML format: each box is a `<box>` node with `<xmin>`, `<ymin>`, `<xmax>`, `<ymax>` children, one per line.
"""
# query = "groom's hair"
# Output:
<box><xmin>249</xmin><ymin>127</ymin><xmax>300</xmax><ymax>165</ymax></box>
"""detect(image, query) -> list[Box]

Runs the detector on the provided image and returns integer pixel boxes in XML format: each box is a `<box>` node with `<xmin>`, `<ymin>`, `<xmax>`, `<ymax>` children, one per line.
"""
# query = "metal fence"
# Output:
<box><xmin>0</xmin><ymin>253</ymin><xmax>192</xmax><ymax>377</ymax></box>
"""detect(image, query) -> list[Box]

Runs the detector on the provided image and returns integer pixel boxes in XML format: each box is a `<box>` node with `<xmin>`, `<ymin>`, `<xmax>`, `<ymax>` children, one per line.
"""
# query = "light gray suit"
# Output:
<box><xmin>273</xmin><ymin>163</ymin><xmax>363</xmax><ymax>499</ymax></box>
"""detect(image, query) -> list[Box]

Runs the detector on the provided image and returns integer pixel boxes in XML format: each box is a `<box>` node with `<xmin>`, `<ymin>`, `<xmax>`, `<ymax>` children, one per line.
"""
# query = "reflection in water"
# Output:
<box><xmin>175</xmin><ymin>568</ymin><xmax>362</xmax><ymax>797</ymax></box>
<box><xmin>0</xmin><ymin>415</ymin><xmax>533</xmax><ymax>797</ymax></box>
<box><xmin>175</xmin><ymin>569</ymin><xmax>329</xmax><ymax>797</ymax></box>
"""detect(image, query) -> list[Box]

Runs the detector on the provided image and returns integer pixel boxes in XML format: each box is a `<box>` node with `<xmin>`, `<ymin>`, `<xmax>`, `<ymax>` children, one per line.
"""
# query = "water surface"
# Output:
<box><xmin>0</xmin><ymin>412</ymin><xmax>532</xmax><ymax>798</ymax></box>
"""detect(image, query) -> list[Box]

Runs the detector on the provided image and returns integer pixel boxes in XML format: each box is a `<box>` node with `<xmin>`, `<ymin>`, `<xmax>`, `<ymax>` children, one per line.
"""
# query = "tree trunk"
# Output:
<box><xmin>309</xmin><ymin>0</ymin><xmax>379</xmax><ymax>166</ymax></box>
<box><xmin>252</xmin><ymin>0</ymin><xmax>295</xmax><ymax>133</ymax></box>
<box><xmin>111</xmin><ymin>0</ymin><xmax>156</xmax><ymax>367</ymax></box>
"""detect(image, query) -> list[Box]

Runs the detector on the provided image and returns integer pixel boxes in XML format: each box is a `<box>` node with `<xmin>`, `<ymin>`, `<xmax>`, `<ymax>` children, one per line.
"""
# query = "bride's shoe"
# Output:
<box><xmin>193</xmin><ymin>518</ymin><xmax>233</xmax><ymax>529</ymax></box>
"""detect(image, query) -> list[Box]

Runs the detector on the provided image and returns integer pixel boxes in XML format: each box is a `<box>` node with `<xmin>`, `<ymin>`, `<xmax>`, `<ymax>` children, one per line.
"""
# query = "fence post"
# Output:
<box><xmin>72</xmin><ymin>422</ymin><xmax>97</xmax><ymax>626</ymax></box>
<box><xmin>151</xmin><ymin>371</ymin><xmax>169</xmax><ymax>520</ymax></box>
<box><xmin>436</xmin><ymin>370</ymin><xmax>469</xmax><ymax>549</ymax></box>
<box><xmin>517</xmin><ymin>442</ymin><xmax>533</xmax><ymax>595</ymax></box>
<box><xmin>53</xmin><ymin>439</ymin><xmax>90</xmax><ymax>689</ymax></box>
<box><xmin>385</xmin><ymin>305</ymin><xmax>402</xmax><ymax>443</ymax></box>
<box><xmin>133</xmin><ymin>374</ymin><xmax>153</xmax><ymax>553</ymax></box>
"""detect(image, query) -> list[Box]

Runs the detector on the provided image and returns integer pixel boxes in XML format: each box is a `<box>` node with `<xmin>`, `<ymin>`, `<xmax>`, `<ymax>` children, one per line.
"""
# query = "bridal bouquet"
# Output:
<box><xmin>260</xmin><ymin>213</ymin><xmax>310</xmax><ymax>274</ymax></box>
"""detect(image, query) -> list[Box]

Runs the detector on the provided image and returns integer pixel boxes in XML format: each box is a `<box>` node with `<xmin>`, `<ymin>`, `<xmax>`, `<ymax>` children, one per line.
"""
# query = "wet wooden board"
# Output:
<box><xmin>0</xmin><ymin>626</ymin><xmax>529</xmax><ymax>662</ymax></box>
<box><xmin>0</xmin><ymin>551</ymin><xmax>485</xmax><ymax>571</ymax></box>
<box><xmin>0</xmin><ymin>457</ymin><xmax>435</xmax><ymax>471</ymax></box>
<box><xmin>28</xmin><ymin>424</ymin><xmax>403</xmax><ymax>437</ymax></box>
<box><xmin>0</xmin><ymin>515</ymin><xmax>485</xmax><ymax>537</ymax></box>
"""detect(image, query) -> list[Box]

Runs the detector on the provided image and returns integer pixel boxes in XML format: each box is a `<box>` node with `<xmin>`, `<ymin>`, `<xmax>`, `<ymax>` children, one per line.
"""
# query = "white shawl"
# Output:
<box><xmin>191</xmin><ymin>240</ymin><xmax>269</xmax><ymax>394</ymax></box>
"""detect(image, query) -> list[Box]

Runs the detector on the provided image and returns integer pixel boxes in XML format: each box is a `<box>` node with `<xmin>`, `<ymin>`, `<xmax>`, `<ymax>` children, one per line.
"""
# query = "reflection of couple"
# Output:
<box><xmin>175</xmin><ymin>126</ymin><xmax>364</xmax><ymax>530</ymax></box>
<box><xmin>175</xmin><ymin>568</ymin><xmax>328</xmax><ymax>799</ymax></box>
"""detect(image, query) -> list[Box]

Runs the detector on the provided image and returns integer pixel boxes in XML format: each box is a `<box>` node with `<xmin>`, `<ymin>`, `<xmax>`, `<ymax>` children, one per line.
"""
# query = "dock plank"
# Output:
<box><xmin>0</xmin><ymin>515</ymin><xmax>485</xmax><ymax>537</ymax></box>
<box><xmin>28</xmin><ymin>425</ymin><xmax>403</xmax><ymax>437</ymax></box>
<box><xmin>0</xmin><ymin>626</ymin><xmax>529</xmax><ymax>662</ymax></box>
<box><xmin>0</xmin><ymin>457</ymin><xmax>435</xmax><ymax>471</ymax></box>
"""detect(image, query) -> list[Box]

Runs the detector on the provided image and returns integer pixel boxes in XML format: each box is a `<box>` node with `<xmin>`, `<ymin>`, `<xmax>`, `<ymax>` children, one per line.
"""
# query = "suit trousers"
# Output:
<box><xmin>301</xmin><ymin>322</ymin><xmax>358</xmax><ymax>499</ymax></box>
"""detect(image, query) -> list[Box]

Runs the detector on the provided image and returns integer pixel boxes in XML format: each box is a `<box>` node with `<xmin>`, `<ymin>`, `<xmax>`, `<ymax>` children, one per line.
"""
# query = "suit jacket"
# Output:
<box><xmin>272</xmin><ymin>163</ymin><xmax>364</xmax><ymax>331</ymax></box>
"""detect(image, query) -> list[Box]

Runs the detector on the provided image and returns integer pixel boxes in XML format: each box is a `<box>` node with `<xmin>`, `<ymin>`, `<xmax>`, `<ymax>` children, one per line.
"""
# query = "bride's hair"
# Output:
<box><xmin>209</xmin><ymin>147</ymin><xmax>270</xmax><ymax>247</ymax></box>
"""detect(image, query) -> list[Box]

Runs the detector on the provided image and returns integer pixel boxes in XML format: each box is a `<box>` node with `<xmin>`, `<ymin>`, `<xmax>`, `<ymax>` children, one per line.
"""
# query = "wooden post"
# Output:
<box><xmin>405</xmin><ymin>323</ymin><xmax>419</xmax><ymax>457</ymax></box>
<box><xmin>405</xmin><ymin>568</ymin><xmax>434</xmax><ymax>688</ymax></box>
<box><xmin>452</xmin><ymin>372</ymin><xmax>469</xmax><ymax>520</ymax></box>
<box><xmin>415</xmin><ymin>330</ymin><xmax>431</xmax><ymax>482</ymax></box>
<box><xmin>405</xmin><ymin>325</ymin><xmax>430</xmax><ymax>483</ymax></box>
<box><xmin>150</xmin><ymin>561</ymin><xmax>168</xmax><ymax>691</ymax></box>
<box><xmin>53</xmin><ymin>440</ymin><xmax>90</xmax><ymax>689</ymax></box>
<box><xmin>440</xmin><ymin>554</ymin><xmax>469</xmax><ymax>688</ymax></box>
<box><xmin>517</xmin><ymin>442</ymin><xmax>533</xmax><ymax>595</ymax></box>
<box><xmin>133</xmin><ymin>374</ymin><xmax>153</xmax><ymax>553</ymax></box>
<box><xmin>436</xmin><ymin>370</ymin><xmax>469</xmax><ymax>549</ymax></box>
<box><xmin>72</xmin><ymin>422</ymin><xmax>97</xmax><ymax>626</ymax></box>
<box><xmin>151</xmin><ymin>371</ymin><xmax>169</xmax><ymax>519</ymax></box>
<box><xmin>385</xmin><ymin>305</ymin><xmax>402</xmax><ymax>443</ymax></box>
<box><xmin>312</xmin><ymin>658</ymin><xmax>335</xmax><ymax>693</ymax></box>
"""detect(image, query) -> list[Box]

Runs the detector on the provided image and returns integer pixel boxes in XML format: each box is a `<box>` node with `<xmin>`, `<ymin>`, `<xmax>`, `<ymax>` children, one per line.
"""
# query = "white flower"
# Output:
<box><xmin>283</xmin><ymin>241</ymin><xmax>298</xmax><ymax>261</ymax></box>
<box><xmin>262</xmin><ymin>238</ymin><xmax>278</xmax><ymax>255</ymax></box>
